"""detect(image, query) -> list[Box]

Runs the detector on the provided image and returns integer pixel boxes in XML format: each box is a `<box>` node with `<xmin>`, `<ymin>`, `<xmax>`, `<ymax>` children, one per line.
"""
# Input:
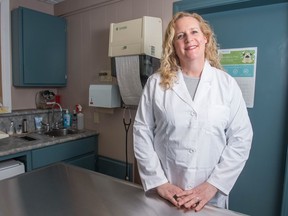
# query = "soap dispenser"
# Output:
<box><xmin>63</xmin><ymin>109</ymin><xmax>71</xmax><ymax>128</ymax></box>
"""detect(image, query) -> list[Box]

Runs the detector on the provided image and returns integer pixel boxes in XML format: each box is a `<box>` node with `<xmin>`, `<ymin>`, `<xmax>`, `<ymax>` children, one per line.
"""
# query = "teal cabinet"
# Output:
<box><xmin>67</xmin><ymin>154</ymin><xmax>96</xmax><ymax>171</ymax></box>
<box><xmin>32</xmin><ymin>136</ymin><xmax>98</xmax><ymax>170</ymax></box>
<box><xmin>12</xmin><ymin>7</ymin><xmax>67</xmax><ymax>87</ymax></box>
<box><xmin>0</xmin><ymin>136</ymin><xmax>98</xmax><ymax>172</ymax></box>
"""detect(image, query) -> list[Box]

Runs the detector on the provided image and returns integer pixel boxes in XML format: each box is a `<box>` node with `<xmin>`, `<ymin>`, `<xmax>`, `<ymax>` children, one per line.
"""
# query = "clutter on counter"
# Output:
<box><xmin>0</xmin><ymin>131</ymin><xmax>9</xmax><ymax>139</ymax></box>
<box><xmin>76</xmin><ymin>104</ymin><xmax>84</xmax><ymax>130</ymax></box>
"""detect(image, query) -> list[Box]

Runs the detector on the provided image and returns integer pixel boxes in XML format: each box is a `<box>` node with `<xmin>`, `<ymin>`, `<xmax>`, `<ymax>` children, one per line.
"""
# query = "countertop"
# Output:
<box><xmin>0</xmin><ymin>129</ymin><xmax>98</xmax><ymax>157</ymax></box>
<box><xmin>0</xmin><ymin>163</ymin><xmax>248</xmax><ymax>216</ymax></box>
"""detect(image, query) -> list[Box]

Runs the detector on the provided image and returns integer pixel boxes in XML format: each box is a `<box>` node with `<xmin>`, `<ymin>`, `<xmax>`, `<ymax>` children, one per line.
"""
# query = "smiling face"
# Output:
<box><xmin>173</xmin><ymin>16</ymin><xmax>207</xmax><ymax>66</ymax></box>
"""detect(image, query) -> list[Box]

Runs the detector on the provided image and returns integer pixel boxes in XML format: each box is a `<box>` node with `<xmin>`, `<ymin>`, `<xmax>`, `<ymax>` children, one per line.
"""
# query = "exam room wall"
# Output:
<box><xmin>54</xmin><ymin>0</ymin><xmax>175</xmax><ymax>181</ymax></box>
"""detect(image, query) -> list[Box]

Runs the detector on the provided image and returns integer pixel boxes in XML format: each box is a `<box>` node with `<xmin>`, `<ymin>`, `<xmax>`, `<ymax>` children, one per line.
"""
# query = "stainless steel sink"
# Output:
<box><xmin>44</xmin><ymin>128</ymin><xmax>80</xmax><ymax>137</ymax></box>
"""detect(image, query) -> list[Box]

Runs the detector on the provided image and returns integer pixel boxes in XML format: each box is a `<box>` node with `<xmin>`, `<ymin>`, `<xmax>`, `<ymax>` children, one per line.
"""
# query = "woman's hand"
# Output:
<box><xmin>156</xmin><ymin>182</ymin><xmax>184</xmax><ymax>207</ymax></box>
<box><xmin>175</xmin><ymin>182</ymin><xmax>218</xmax><ymax>212</ymax></box>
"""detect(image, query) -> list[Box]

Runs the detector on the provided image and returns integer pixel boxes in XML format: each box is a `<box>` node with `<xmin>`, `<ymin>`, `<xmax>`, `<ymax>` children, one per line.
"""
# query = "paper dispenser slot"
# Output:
<box><xmin>110</xmin><ymin>44</ymin><xmax>142</xmax><ymax>57</ymax></box>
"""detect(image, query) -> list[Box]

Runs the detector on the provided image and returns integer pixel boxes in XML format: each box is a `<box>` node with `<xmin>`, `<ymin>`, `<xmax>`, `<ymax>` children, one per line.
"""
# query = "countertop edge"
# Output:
<box><xmin>0</xmin><ymin>129</ymin><xmax>99</xmax><ymax>157</ymax></box>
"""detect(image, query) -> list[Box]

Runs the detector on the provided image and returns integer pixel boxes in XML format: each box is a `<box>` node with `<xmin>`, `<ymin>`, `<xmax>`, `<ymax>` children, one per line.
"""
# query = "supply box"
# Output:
<box><xmin>108</xmin><ymin>16</ymin><xmax>162</xmax><ymax>58</ymax></box>
<box><xmin>0</xmin><ymin>160</ymin><xmax>25</xmax><ymax>180</ymax></box>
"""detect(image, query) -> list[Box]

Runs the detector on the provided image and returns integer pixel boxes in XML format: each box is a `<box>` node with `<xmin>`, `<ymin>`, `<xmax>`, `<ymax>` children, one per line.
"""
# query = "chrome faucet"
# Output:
<box><xmin>51</xmin><ymin>102</ymin><xmax>63</xmax><ymax>129</ymax></box>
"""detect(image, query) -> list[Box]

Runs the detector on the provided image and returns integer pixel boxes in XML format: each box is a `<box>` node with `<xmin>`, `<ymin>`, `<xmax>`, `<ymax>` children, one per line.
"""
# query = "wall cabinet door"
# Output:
<box><xmin>12</xmin><ymin>7</ymin><xmax>67</xmax><ymax>87</ymax></box>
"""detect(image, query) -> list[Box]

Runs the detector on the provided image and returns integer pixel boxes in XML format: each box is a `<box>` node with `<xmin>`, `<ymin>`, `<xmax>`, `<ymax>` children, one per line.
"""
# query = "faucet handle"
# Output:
<box><xmin>54</xmin><ymin>120</ymin><xmax>63</xmax><ymax>129</ymax></box>
<box><xmin>41</xmin><ymin>121</ymin><xmax>50</xmax><ymax>132</ymax></box>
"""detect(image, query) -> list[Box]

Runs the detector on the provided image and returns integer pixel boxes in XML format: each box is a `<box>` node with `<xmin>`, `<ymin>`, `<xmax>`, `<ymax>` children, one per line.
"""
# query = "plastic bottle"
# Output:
<box><xmin>16</xmin><ymin>125</ymin><xmax>22</xmax><ymax>135</ymax></box>
<box><xmin>22</xmin><ymin>119</ymin><xmax>28</xmax><ymax>133</ymax></box>
<box><xmin>8</xmin><ymin>121</ymin><xmax>15</xmax><ymax>135</ymax></box>
<box><xmin>76</xmin><ymin>105</ymin><xmax>84</xmax><ymax>130</ymax></box>
<box><xmin>71</xmin><ymin>110</ymin><xmax>77</xmax><ymax>129</ymax></box>
<box><xmin>63</xmin><ymin>110</ymin><xmax>71</xmax><ymax>128</ymax></box>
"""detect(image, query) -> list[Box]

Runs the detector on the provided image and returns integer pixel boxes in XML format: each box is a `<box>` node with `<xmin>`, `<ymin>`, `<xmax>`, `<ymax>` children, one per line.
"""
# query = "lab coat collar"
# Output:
<box><xmin>200</xmin><ymin>60</ymin><xmax>213</xmax><ymax>82</ymax></box>
<box><xmin>172</xmin><ymin>60</ymin><xmax>212</xmax><ymax>109</ymax></box>
<box><xmin>193</xmin><ymin>60</ymin><xmax>213</xmax><ymax>102</ymax></box>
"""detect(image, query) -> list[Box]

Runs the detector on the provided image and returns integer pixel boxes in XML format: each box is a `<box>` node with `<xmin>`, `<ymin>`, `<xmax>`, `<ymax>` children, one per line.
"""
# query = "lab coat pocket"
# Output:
<box><xmin>198</xmin><ymin>105</ymin><xmax>229</xmax><ymax>165</ymax></box>
<box><xmin>205</xmin><ymin>105</ymin><xmax>230</xmax><ymax>137</ymax></box>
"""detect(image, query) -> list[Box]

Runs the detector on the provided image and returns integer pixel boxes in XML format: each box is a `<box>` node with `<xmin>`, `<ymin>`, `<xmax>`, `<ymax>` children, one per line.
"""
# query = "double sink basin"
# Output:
<box><xmin>20</xmin><ymin>128</ymin><xmax>82</xmax><ymax>142</ymax></box>
<box><xmin>44</xmin><ymin>128</ymin><xmax>80</xmax><ymax>137</ymax></box>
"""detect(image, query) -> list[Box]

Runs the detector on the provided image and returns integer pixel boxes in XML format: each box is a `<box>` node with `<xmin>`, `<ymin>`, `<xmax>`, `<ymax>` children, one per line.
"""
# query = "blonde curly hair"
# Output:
<box><xmin>159</xmin><ymin>12</ymin><xmax>222</xmax><ymax>89</ymax></box>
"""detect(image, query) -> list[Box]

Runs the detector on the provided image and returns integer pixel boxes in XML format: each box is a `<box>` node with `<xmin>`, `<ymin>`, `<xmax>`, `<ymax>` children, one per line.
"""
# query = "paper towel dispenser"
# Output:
<box><xmin>108</xmin><ymin>16</ymin><xmax>162</xmax><ymax>106</ymax></box>
<box><xmin>108</xmin><ymin>16</ymin><xmax>162</xmax><ymax>59</ymax></box>
<box><xmin>89</xmin><ymin>84</ymin><xmax>121</xmax><ymax>108</ymax></box>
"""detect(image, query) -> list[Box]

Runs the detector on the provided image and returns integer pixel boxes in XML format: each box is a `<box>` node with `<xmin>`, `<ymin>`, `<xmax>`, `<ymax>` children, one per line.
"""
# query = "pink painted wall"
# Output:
<box><xmin>11</xmin><ymin>0</ymin><xmax>175</xmax><ymax>181</ymax></box>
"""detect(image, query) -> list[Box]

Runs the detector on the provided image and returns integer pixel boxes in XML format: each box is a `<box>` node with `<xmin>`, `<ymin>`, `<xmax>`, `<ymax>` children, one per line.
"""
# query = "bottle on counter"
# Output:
<box><xmin>22</xmin><ymin>119</ymin><xmax>28</xmax><ymax>133</ymax></box>
<box><xmin>76</xmin><ymin>105</ymin><xmax>84</xmax><ymax>130</ymax></box>
<box><xmin>71</xmin><ymin>110</ymin><xmax>77</xmax><ymax>129</ymax></box>
<box><xmin>63</xmin><ymin>109</ymin><xmax>71</xmax><ymax>128</ymax></box>
<box><xmin>16</xmin><ymin>125</ymin><xmax>22</xmax><ymax>135</ymax></box>
<box><xmin>8</xmin><ymin>121</ymin><xmax>15</xmax><ymax>136</ymax></box>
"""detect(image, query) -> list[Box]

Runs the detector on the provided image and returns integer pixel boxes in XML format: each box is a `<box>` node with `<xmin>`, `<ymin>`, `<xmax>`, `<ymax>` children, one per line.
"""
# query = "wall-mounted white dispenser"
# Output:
<box><xmin>89</xmin><ymin>84</ymin><xmax>121</xmax><ymax>108</ymax></box>
<box><xmin>108</xmin><ymin>16</ymin><xmax>162</xmax><ymax>106</ymax></box>
<box><xmin>108</xmin><ymin>16</ymin><xmax>162</xmax><ymax>59</ymax></box>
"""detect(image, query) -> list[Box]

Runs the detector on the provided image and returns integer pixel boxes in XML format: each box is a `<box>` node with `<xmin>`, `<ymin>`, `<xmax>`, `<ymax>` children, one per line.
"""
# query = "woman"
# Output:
<box><xmin>133</xmin><ymin>12</ymin><xmax>253</xmax><ymax>212</ymax></box>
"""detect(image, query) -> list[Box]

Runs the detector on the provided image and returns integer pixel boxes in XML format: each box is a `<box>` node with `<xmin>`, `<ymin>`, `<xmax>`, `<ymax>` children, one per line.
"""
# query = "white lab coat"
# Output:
<box><xmin>133</xmin><ymin>61</ymin><xmax>253</xmax><ymax>208</ymax></box>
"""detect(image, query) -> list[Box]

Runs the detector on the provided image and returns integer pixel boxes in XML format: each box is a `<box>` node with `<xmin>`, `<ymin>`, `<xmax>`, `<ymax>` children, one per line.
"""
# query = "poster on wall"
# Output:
<box><xmin>219</xmin><ymin>47</ymin><xmax>257</xmax><ymax>108</ymax></box>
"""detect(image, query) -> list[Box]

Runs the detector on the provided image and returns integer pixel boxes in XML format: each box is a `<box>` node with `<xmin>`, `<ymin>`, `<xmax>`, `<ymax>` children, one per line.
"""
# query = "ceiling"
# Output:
<box><xmin>37</xmin><ymin>0</ymin><xmax>65</xmax><ymax>4</ymax></box>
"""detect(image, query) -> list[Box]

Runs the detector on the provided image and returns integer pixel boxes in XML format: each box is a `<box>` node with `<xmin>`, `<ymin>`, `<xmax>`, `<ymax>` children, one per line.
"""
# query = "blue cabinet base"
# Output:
<box><xmin>0</xmin><ymin>135</ymin><xmax>98</xmax><ymax>172</ymax></box>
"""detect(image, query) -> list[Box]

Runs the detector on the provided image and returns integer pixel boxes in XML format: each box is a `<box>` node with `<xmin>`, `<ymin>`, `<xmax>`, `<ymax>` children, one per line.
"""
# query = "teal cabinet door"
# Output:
<box><xmin>12</xmin><ymin>7</ymin><xmax>67</xmax><ymax>86</ymax></box>
<box><xmin>32</xmin><ymin>136</ymin><xmax>98</xmax><ymax>171</ymax></box>
<box><xmin>67</xmin><ymin>154</ymin><xmax>96</xmax><ymax>171</ymax></box>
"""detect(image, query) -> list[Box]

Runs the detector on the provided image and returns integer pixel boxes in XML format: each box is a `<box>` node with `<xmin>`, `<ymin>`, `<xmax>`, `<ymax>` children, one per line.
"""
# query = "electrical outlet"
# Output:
<box><xmin>99</xmin><ymin>76</ymin><xmax>105</xmax><ymax>82</ymax></box>
<box><xmin>99</xmin><ymin>70</ymin><xmax>112</xmax><ymax>82</ymax></box>
<box><xmin>104</xmin><ymin>75</ymin><xmax>112</xmax><ymax>82</ymax></box>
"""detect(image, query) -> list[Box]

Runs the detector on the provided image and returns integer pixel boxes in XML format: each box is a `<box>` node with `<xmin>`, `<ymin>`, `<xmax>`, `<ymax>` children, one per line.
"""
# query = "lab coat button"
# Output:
<box><xmin>189</xmin><ymin>148</ymin><xmax>196</xmax><ymax>153</ymax></box>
